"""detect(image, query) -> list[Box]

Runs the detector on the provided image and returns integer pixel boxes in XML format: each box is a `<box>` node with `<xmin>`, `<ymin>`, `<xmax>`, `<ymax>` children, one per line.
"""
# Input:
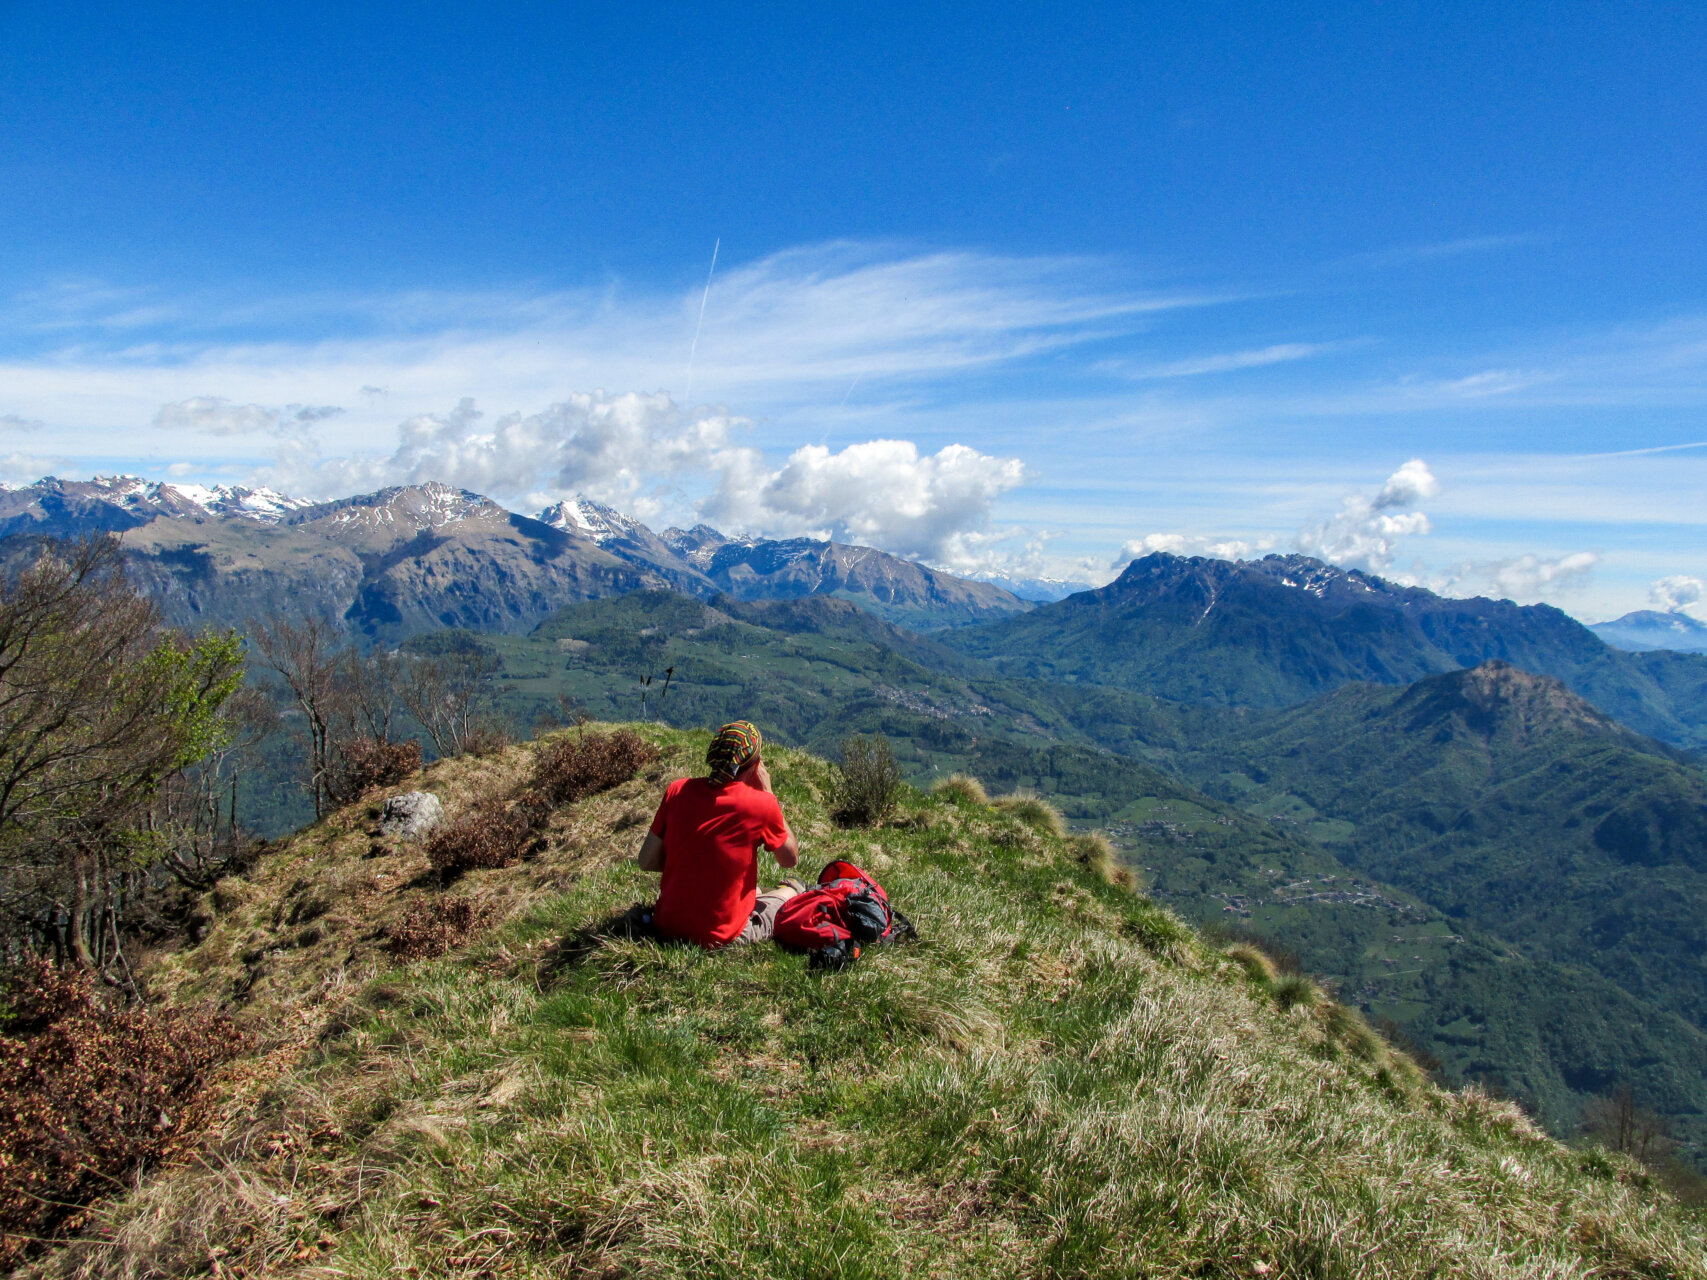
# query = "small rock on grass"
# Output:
<box><xmin>380</xmin><ymin>791</ymin><xmax>444</xmax><ymax>840</ymax></box>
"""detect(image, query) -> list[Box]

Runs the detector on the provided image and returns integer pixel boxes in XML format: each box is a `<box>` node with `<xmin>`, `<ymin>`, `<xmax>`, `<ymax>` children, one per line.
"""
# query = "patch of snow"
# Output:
<box><xmin>536</xmin><ymin>495</ymin><xmax>647</xmax><ymax>545</ymax></box>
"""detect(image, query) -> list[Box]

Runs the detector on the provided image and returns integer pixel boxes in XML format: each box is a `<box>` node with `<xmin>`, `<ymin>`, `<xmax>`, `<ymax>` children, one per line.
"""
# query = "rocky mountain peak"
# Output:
<box><xmin>1403</xmin><ymin>659</ymin><xmax>1620</xmax><ymax>743</ymax></box>
<box><xmin>536</xmin><ymin>495</ymin><xmax>647</xmax><ymax>545</ymax></box>
<box><xmin>293</xmin><ymin>482</ymin><xmax>497</xmax><ymax>532</ymax></box>
<box><xmin>661</xmin><ymin>523</ymin><xmax>752</xmax><ymax>570</ymax></box>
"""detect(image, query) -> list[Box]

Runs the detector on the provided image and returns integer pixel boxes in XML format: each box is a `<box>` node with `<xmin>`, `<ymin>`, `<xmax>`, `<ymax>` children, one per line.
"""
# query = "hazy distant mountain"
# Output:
<box><xmin>947</xmin><ymin>551</ymin><xmax>1707</xmax><ymax>749</ymax></box>
<box><xmin>1591</xmin><ymin>609</ymin><xmax>1707</xmax><ymax>653</ymax></box>
<box><xmin>0</xmin><ymin>475</ymin><xmax>1028</xmax><ymax>637</ymax></box>
<box><xmin>967</xmin><ymin>572</ymin><xmax>1087</xmax><ymax>602</ymax></box>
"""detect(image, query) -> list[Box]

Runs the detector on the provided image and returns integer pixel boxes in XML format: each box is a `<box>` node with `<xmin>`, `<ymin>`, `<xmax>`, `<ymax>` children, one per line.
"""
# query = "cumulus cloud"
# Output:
<box><xmin>0</xmin><ymin>452</ymin><xmax>62</xmax><ymax>485</ymax></box>
<box><xmin>1111</xmin><ymin>532</ymin><xmax>1277</xmax><ymax>568</ymax></box>
<box><xmin>704</xmin><ymin>438</ymin><xmax>1027</xmax><ymax>567</ymax></box>
<box><xmin>1431</xmin><ymin>552</ymin><xmax>1599</xmax><ymax>603</ymax></box>
<box><xmin>154</xmin><ymin>396</ymin><xmax>343</xmax><ymax>436</ymax></box>
<box><xmin>1650</xmin><ymin>575</ymin><xmax>1706</xmax><ymax>617</ymax></box>
<box><xmin>1296</xmin><ymin>459</ymin><xmax>1437</xmax><ymax>571</ymax></box>
<box><xmin>260</xmin><ymin>391</ymin><xmax>1028</xmax><ymax>568</ymax></box>
<box><xmin>281</xmin><ymin>392</ymin><xmax>746</xmax><ymax>519</ymax></box>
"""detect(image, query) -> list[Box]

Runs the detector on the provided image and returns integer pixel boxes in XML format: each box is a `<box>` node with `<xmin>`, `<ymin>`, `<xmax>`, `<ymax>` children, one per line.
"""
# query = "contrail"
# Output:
<box><xmin>683</xmin><ymin>237</ymin><xmax>720</xmax><ymax>410</ymax></box>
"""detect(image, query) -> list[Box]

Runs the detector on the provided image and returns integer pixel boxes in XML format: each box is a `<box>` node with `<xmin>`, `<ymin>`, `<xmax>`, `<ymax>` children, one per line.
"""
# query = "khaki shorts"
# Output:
<box><xmin>732</xmin><ymin>881</ymin><xmax>805</xmax><ymax>945</ymax></box>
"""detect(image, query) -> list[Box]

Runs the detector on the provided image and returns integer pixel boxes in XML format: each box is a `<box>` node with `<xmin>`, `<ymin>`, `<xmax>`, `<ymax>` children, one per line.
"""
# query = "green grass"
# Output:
<box><xmin>38</xmin><ymin>725</ymin><xmax>1707</xmax><ymax>1279</ymax></box>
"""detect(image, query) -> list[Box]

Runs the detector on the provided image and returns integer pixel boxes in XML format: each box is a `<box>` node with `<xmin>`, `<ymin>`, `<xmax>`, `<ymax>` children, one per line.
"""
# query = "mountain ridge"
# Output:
<box><xmin>947</xmin><ymin>550</ymin><xmax>1707</xmax><ymax>749</ymax></box>
<box><xmin>0</xmin><ymin>475</ymin><xmax>1030</xmax><ymax>637</ymax></box>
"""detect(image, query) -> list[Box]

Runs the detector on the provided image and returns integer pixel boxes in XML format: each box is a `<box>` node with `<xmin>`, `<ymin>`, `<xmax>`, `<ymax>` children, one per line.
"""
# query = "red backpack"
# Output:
<box><xmin>773</xmin><ymin>859</ymin><xmax>914</xmax><ymax>968</ymax></box>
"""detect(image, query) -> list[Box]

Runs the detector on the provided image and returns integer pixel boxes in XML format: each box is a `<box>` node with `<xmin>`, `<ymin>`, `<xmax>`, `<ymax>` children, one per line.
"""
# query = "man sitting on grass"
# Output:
<box><xmin>638</xmin><ymin>720</ymin><xmax>804</xmax><ymax>948</ymax></box>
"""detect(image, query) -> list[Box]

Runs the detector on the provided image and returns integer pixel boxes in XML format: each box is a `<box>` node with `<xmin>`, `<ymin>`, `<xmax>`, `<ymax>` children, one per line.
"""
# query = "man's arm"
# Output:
<box><xmin>747</xmin><ymin>761</ymin><xmax>800</xmax><ymax>867</ymax></box>
<box><xmin>765</xmin><ymin>830</ymin><xmax>800</xmax><ymax>869</ymax></box>
<box><xmin>638</xmin><ymin>831</ymin><xmax>665</xmax><ymax>872</ymax></box>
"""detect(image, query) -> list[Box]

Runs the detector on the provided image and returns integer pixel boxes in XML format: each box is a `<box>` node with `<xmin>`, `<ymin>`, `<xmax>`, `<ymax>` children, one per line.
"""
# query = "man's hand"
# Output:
<box><xmin>750</xmin><ymin>760</ymin><xmax>773</xmax><ymax>793</ymax></box>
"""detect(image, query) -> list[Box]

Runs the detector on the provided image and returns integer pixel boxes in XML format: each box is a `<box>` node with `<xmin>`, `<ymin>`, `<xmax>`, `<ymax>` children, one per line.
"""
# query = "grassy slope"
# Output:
<box><xmin>376</xmin><ymin>598</ymin><xmax>1707</xmax><ymax>1167</ymax></box>
<box><xmin>34</xmin><ymin>726</ymin><xmax>1707</xmax><ymax>1279</ymax></box>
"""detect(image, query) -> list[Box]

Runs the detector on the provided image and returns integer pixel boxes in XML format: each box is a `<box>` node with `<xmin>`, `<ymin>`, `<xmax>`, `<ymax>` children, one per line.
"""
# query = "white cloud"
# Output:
<box><xmin>257</xmin><ymin>390</ymin><xmax>1028</xmax><ymax>569</ymax></box>
<box><xmin>1296</xmin><ymin>459</ymin><xmax>1437</xmax><ymax>571</ymax></box>
<box><xmin>1431</xmin><ymin>552</ymin><xmax>1599</xmax><ymax>603</ymax></box>
<box><xmin>1650</xmin><ymin>574</ymin><xmax>1705</xmax><ymax>618</ymax></box>
<box><xmin>1122</xmin><ymin>343</ymin><xmax>1337</xmax><ymax>380</ymax></box>
<box><xmin>272</xmin><ymin>392</ymin><xmax>745</xmax><ymax>519</ymax></box>
<box><xmin>704</xmin><ymin>438</ymin><xmax>1027</xmax><ymax>567</ymax></box>
<box><xmin>0</xmin><ymin>414</ymin><xmax>42</xmax><ymax>432</ymax></box>
<box><xmin>0</xmin><ymin>452</ymin><xmax>63</xmax><ymax>484</ymax></box>
<box><xmin>1111</xmin><ymin>532</ymin><xmax>1277</xmax><ymax>567</ymax></box>
<box><xmin>154</xmin><ymin>396</ymin><xmax>343</xmax><ymax>436</ymax></box>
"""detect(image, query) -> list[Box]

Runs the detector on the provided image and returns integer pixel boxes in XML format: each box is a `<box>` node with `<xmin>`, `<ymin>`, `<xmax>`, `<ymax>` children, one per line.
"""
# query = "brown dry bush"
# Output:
<box><xmin>529</xmin><ymin>729</ymin><xmax>659</xmax><ymax>808</ymax></box>
<box><xmin>326</xmin><ymin>736</ymin><xmax>422</xmax><ymax>806</ymax></box>
<box><xmin>423</xmin><ymin>798</ymin><xmax>532</xmax><ymax>877</ymax></box>
<box><xmin>0</xmin><ymin>963</ymin><xmax>238</xmax><ymax>1267</ymax></box>
<box><xmin>385</xmin><ymin>897</ymin><xmax>491</xmax><ymax>961</ymax></box>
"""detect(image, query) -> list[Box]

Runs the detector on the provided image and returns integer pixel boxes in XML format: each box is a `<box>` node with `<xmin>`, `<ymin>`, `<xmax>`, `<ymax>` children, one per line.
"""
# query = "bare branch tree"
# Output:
<box><xmin>341</xmin><ymin>645</ymin><xmax>403</xmax><ymax>745</ymax></box>
<box><xmin>397</xmin><ymin>647</ymin><xmax>499</xmax><ymax>758</ymax></box>
<box><xmin>245</xmin><ymin>611</ymin><xmax>345</xmax><ymax>818</ymax></box>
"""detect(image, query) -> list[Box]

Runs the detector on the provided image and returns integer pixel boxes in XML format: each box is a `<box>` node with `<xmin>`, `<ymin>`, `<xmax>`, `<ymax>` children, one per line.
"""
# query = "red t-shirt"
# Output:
<box><xmin>650</xmin><ymin>777</ymin><xmax>791</xmax><ymax>947</ymax></box>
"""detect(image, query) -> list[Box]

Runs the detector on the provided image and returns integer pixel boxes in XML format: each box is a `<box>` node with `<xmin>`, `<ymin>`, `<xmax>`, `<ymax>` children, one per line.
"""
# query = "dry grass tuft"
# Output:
<box><xmin>1070</xmin><ymin>832</ymin><xmax>1137</xmax><ymax>891</ymax></box>
<box><xmin>1226</xmin><ymin>942</ymin><xmax>1280</xmax><ymax>985</ymax></box>
<box><xmin>1271</xmin><ymin>972</ymin><xmax>1325</xmax><ymax>1012</ymax></box>
<box><xmin>932</xmin><ymin>774</ymin><xmax>989</xmax><ymax>807</ymax></box>
<box><xmin>991</xmin><ymin>790</ymin><xmax>1066</xmax><ymax>838</ymax></box>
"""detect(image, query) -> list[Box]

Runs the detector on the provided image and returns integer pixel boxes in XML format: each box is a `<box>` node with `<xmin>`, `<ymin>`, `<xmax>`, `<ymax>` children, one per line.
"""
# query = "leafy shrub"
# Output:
<box><xmin>0</xmin><ymin>963</ymin><xmax>238</xmax><ymax>1267</ymax></box>
<box><xmin>931</xmin><ymin>773</ymin><xmax>989</xmax><ymax>807</ymax></box>
<box><xmin>530</xmin><ymin>729</ymin><xmax>660</xmax><ymax>808</ymax></box>
<box><xmin>424</xmin><ymin>798</ymin><xmax>532</xmax><ymax>877</ymax></box>
<box><xmin>993</xmin><ymin>790</ymin><xmax>1067</xmax><ymax>838</ymax></box>
<box><xmin>327</xmin><ymin>736</ymin><xmax>422</xmax><ymax>805</ymax></box>
<box><xmin>386</xmin><ymin>897</ymin><xmax>490</xmax><ymax>961</ymax></box>
<box><xmin>832</xmin><ymin>734</ymin><xmax>903</xmax><ymax>827</ymax></box>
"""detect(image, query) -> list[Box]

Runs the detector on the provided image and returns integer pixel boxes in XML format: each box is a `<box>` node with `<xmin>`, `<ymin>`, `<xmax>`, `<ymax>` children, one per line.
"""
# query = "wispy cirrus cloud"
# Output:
<box><xmin>7</xmin><ymin>239</ymin><xmax>1707</xmax><ymax>615</ymax></box>
<box><xmin>1104</xmin><ymin>341</ymin><xmax>1344</xmax><ymax>380</ymax></box>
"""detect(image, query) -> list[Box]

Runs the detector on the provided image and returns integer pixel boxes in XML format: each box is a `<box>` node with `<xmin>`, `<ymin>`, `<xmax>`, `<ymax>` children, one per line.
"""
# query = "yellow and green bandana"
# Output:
<box><xmin>707</xmin><ymin>720</ymin><xmax>762</xmax><ymax>784</ymax></box>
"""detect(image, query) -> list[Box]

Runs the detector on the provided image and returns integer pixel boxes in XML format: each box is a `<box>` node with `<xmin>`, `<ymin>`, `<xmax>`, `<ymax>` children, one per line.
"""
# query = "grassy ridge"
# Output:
<box><xmin>37</xmin><ymin>726</ymin><xmax>1707</xmax><ymax>1278</ymax></box>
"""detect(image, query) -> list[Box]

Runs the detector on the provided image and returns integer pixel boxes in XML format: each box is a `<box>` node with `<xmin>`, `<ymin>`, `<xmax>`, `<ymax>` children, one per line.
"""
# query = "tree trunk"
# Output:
<box><xmin>69</xmin><ymin>849</ymin><xmax>96</xmax><ymax>967</ymax></box>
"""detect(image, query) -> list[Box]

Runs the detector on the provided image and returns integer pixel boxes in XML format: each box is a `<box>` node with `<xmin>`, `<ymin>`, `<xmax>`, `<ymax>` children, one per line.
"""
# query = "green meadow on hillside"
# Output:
<box><xmin>32</xmin><ymin>725</ymin><xmax>1707</xmax><ymax>1278</ymax></box>
<box><xmin>417</xmin><ymin>595</ymin><xmax>1707</xmax><ymax>1162</ymax></box>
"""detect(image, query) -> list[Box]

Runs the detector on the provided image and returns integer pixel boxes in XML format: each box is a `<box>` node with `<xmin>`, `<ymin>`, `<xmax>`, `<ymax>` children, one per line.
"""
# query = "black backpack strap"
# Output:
<box><xmin>879</xmin><ymin>905</ymin><xmax>918</xmax><ymax>945</ymax></box>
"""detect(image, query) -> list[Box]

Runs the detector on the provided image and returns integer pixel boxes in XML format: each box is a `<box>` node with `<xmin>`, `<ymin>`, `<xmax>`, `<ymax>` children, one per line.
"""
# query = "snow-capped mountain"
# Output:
<box><xmin>0</xmin><ymin>475</ymin><xmax>1030</xmax><ymax>638</ymax></box>
<box><xmin>536</xmin><ymin>496</ymin><xmax>651</xmax><ymax>545</ymax></box>
<box><xmin>170</xmin><ymin>483</ymin><xmax>317</xmax><ymax>522</ymax></box>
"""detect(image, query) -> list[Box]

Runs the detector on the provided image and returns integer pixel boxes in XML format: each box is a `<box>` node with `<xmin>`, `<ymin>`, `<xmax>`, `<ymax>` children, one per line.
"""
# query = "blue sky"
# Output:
<box><xmin>4</xmin><ymin>1</ymin><xmax>1705</xmax><ymax>618</ymax></box>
